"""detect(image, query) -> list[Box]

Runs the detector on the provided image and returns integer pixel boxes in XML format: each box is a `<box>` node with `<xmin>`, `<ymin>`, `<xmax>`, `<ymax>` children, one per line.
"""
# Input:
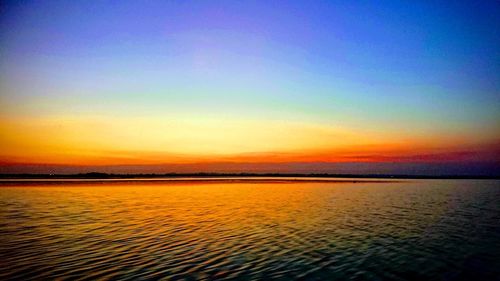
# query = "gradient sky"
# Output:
<box><xmin>0</xmin><ymin>1</ymin><xmax>499</xmax><ymax>174</ymax></box>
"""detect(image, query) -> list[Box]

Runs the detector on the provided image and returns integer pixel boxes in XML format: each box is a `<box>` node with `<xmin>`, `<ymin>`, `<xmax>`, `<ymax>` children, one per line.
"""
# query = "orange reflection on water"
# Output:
<box><xmin>1</xmin><ymin>179</ymin><xmax>471</xmax><ymax>279</ymax></box>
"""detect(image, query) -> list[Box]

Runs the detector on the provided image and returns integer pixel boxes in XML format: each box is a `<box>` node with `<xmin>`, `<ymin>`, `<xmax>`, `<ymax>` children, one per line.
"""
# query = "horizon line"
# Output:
<box><xmin>1</xmin><ymin>172</ymin><xmax>498</xmax><ymax>180</ymax></box>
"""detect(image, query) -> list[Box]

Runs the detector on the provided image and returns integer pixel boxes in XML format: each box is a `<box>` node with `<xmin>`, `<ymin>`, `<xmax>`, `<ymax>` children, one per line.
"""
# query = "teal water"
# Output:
<box><xmin>0</xmin><ymin>179</ymin><xmax>499</xmax><ymax>280</ymax></box>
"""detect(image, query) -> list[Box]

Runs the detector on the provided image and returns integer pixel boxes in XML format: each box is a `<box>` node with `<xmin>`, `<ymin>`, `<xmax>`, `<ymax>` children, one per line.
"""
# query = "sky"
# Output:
<box><xmin>0</xmin><ymin>1</ymin><xmax>499</xmax><ymax>175</ymax></box>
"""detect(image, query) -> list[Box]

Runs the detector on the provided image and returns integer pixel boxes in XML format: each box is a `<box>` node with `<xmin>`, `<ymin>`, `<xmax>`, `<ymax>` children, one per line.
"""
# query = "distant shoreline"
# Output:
<box><xmin>0</xmin><ymin>172</ymin><xmax>498</xmax><ymax>180</ymax></box>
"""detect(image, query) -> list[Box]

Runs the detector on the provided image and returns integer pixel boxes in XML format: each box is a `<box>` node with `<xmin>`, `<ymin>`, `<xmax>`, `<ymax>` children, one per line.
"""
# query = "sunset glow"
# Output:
<box><xmin>0</xmin><ymin>1</ymin><xmax>499</xmax><ymax>175</ymax></box>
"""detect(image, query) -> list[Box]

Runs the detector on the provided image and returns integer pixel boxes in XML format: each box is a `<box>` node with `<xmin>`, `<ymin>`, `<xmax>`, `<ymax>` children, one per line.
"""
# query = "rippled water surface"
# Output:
<box><xmin>1</xmin><ymin>179</ymin><xmax>499</xmax><ymax>280</ymax></box>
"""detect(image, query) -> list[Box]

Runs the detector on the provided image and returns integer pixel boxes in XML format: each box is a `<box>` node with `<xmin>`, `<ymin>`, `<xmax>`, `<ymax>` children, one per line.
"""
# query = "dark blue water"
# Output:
<box><xmin>0</xmin><ymin>179</ymin><xmax>499</xmax><ymax>280</ymax></box>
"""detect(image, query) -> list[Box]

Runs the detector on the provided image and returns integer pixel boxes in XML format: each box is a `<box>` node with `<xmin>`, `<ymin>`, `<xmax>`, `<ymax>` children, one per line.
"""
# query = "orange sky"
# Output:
<box><xmin>1</xmin><ymin>115</ymin><xmax>498</xmax><ymax>170</ymax></box>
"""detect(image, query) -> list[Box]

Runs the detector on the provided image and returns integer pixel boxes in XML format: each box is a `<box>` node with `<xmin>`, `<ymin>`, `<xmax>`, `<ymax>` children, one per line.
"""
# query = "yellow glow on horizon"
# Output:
<box><xmin>0</xmin><ymin>114</ymin><xmax>494</xmax><ymax>166</ymax></box>
<box><xmin>0</xmin><ymin>115</ymin><xmax>360</xmax><ymax>163</ymax></box>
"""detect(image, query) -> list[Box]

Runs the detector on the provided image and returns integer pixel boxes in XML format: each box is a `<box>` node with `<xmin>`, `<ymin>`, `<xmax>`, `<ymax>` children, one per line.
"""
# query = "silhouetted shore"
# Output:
<box><xmin>0</xmin><ymin>172</ymin><xmax>498</xmax><ymax>180</ymax></box>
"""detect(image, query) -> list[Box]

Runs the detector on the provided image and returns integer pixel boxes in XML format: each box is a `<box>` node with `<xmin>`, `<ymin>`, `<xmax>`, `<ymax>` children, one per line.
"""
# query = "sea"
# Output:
<box><xmin>0</xmin><ymin>178</ymin><xmax>499</xmax><ymax>280</ymax></box>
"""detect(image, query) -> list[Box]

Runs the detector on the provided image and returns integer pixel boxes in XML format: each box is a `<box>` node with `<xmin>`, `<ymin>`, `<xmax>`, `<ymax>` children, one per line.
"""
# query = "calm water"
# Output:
<box><xmin>0</xmin><ymin>179</ymin><xmax>499</xmax><ymax>280</ymax></box>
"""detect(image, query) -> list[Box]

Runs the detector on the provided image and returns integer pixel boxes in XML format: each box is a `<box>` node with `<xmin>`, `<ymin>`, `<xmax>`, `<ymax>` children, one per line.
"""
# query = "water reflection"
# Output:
<box><xmin>1</xmin><ymin>180</ymin><xmax>499</xmax><ymax>280</ymax></box>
